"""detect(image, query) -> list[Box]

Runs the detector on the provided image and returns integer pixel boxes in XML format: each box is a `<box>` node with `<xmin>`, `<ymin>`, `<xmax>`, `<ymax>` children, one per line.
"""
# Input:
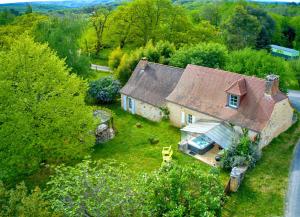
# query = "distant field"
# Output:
<box><xmin>0</xmin><ymin>3</ymin><xmax>70</xmax><ymax>13</ymax></box>
<box><xmin>0</xmin><ymin>0</ymin><xmax>120</xmax><ymax>13</ymax></box>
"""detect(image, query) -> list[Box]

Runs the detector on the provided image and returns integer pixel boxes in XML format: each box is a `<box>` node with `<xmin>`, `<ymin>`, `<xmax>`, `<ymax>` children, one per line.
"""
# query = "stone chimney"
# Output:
<box><xmin>140</xmin><ymin>57</ymin><xmax>148</xmax><ymax>72</ymax></box>
<box><xmin>265</xmin><ymin>74</ymin><xmax>279</xmax><ymax>96</ymax></box>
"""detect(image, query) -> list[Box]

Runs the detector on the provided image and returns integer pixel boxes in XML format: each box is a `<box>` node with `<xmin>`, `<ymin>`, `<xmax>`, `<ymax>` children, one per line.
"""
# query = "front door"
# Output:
<box><xmin>128</xmin><ymin>97</ymin><xmax>135</xmax><ymax>114</ymax></box>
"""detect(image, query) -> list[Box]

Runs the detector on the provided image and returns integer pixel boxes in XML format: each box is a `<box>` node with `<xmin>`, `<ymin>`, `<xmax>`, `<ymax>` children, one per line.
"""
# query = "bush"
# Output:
<box><xmin>145</xmin><ymin>163</ymin><xmax>224</xmax><ymax>217</ymax></box>
<box><xmin>88</xmin><ymin>76</ymin><xmax>121</xmax><ymax>103</ymax></box>
<box><xmin>148</xmin><ymin>137</ymin><xmax>159</xmax><ymax>145</ymax></box>
<box><xmin>116</xmin><ymin>49</ymin><xmax>144</xmax><ymax>85</ymax></box>
<box><xmin>156</xmin><ymin>40</ymin><xmax>176</xmax><ymax>64</ymax></box>
<box><xmin>136</xmin><ymin>122</ymin><xmax>142</xmax><ymax>128</ymax></box>
<box><xmin>221</xmin><ymin>134</ymin><xmax>261</xmax><ymax>170</ymax></box>
<box><xmin>116</xmin><ymin>41</ymin><xmax>176</xmax><ymax>84</ymax></box>
<box><xmin>108</xmin><ymin>47</ymin><xmax>123</xmax><ymax>70</ymax></box>
<box><xmin>160</xmin><ymin>106</ymin><xmax>170</xmax><ymax>120</ymax></box>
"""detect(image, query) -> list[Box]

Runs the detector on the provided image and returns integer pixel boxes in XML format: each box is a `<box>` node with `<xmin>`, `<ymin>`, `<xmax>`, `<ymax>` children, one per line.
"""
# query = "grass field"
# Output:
<box><xmin>90</xmin><ymin>100</ymin><xmax>299</xmax><ymax>217</ymax></box>
<box><xmin>223</xmin><ymin>115</ymin><xmax>300</xmax><ymax>217</ymax></box>
<box><xmin>92</xmin><ymin>102</ymin><xmax>229</xmax><ymax>182</ymax></box>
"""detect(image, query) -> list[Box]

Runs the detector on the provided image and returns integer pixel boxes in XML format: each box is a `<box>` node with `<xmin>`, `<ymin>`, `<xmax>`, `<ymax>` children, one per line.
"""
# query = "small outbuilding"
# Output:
<box><xmin>270</xmin><ymin>44</ymin><xmax>299</xmax><ymax>60</ymax></box>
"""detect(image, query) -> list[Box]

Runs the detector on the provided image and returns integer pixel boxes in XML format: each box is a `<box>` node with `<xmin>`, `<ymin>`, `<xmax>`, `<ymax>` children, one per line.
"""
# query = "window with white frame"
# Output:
<box><xmin>128</xmin><ymin>97</ymin><xmax>132</xmax><ymax>109</ymax></box>
<box><xmin>228</xmin><ymin>94</ymin><xmax>239</xmax><ymax>108</ymax></box>
<box><xmin>187</xmin><ymin>114</ymin><xmax>193</xmax><ymax>124</ymax></box>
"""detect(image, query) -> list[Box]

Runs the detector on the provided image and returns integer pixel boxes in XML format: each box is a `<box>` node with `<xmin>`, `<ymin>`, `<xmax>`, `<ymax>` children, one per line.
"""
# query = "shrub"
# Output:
<box><xmin>156</xmin><ymin>40</ymin><xmax>176</xmax><ymax>64</ymax></box>
<box><xmin>116</xmin><ymin>49</ymin><xmax>143</xmax><ymax>84</ymax></box>
<box><xmin>143</xmin><ymin>40</ymin><xmax>160</xmax><ymax>62</ymax></box>
<box><xmin>88</xmin><ymin>76</ymin><xmax>121</xmax><ymax>103</ymax></box>
<box><xmin>160</xmin><ymin>106</ymin><xmax>170</xmax><ymax>120</ymax></box>
<box><xmin>116</xmin><ymin>41</ymin><xmax>176</xmax><ymax>84</ymax></box>
<box><xmin>108</xmin><ymin>46</ymin><xmax>123</xmax><ymax>70</ymax></box>
<box><xmin>148</xmin><ymin>137</ymin><xmax>159</xmax><ymax>145</ymax></box>
<box><xmin>145</xmin><ymin>163</ymin><xmax>224</xmax><ymax>217</ymax></box>
<box><xmin>221</xmin><ymin>134</ymin><xmax>261</xmax><ymax>170</ymax></box>
<box><xmin>136</xmin><ymin>122</ymin><xmax>142</xmax><ymax>128</ymax></box>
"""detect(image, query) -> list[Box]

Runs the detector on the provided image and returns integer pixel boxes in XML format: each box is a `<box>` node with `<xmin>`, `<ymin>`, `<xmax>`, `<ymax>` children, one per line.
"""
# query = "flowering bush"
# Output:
<box><xmin>88</xmin><ymin>76</ymin><xmax>121</xmax><ymax>103</ymax></box>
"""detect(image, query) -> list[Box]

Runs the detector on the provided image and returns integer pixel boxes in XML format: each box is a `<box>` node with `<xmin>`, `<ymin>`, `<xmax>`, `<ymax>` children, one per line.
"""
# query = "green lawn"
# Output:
<box><xmin>223</xmin><ymin>116</ymin><xmax>300</xmax><ymax>217</ymax></box>
<box><xmin>92</xmin><ymin>102</ymin><xmax>229</xmax><ymax>182</ymax></box>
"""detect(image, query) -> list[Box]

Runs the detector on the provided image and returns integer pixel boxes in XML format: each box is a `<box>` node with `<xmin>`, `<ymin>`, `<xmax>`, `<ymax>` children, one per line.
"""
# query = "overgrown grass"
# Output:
<box><xmin>223</xmin><ymin>116</ymin><xmax>300</xmax><ymax>217</ymax></box>
<box><xmin>92</xmin><ymin>102</ymin><xmax>229</xmax><ymax>183</ymax></box>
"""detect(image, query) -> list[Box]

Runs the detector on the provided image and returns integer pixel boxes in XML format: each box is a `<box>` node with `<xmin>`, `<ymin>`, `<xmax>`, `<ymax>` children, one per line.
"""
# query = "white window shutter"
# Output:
<box><xmin>132</xmin><ymin>99</ymin><xmax>135</xmax><ymax>114</ymax></box>
<box><xmin>123</xmin><ymin>95</ymin><xmax>127</xmax><ymax>111</ymax></box>
<box><xmin>192</xmin><ymin>115</ymin><xmax>196</xmax><ymax>123</ymax></box>
<box><xmin>181</xmin><ymin>111</ymin><xmax>185</xmax><ymax>125</ymax></box>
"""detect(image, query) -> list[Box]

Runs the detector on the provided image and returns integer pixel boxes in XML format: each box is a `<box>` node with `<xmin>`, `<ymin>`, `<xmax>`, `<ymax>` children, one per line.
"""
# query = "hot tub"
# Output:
<box><xmin>187</xmin><ymin>134</ymin><xmax>215</xmax><ymax>155</ymax></box>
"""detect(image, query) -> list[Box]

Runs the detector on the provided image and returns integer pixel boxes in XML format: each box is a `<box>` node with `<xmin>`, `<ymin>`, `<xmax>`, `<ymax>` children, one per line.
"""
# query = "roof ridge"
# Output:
<box><xmin>147</xmin><ymin>61</ymin><xmax>184</xmax><ymax>70</ymax></box>
<box><xmin>186</xmin><ymin>64</ymin><xmax>266</xmax><ymax>82</ymax></box>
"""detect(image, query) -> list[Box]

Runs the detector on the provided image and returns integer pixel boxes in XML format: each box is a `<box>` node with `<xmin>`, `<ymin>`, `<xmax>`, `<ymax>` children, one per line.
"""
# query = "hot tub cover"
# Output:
<box><xmin>181</xmin><ymin>122</ymin><xmax>238</xmax><ymax>149</ymax></box>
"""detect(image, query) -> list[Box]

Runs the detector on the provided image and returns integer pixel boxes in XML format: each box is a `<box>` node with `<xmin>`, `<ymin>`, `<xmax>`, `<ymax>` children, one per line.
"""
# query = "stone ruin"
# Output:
<box><xmin>93</xmin><ymin>110</ymin><xmax>115</xmax><ymax>144</ymax></box>
<box><xmin>229</xmin><ymin>166</ymin><xmax>248</xmax><ymax>192</ymax></box>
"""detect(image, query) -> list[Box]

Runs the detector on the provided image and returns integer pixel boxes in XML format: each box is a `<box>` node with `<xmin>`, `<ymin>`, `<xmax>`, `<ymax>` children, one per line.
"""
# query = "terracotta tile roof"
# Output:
<box><xmin>225</xmin><ymin>78</ymin><xmax>247</xmax><ymax>96</ymax></box>
<box><xmin>120</xmin><ymin>60</ymin><xmax>184</xmax><ymax>107</ymax></box>
<box><xmin>166</xmin><ymin>64</ymin><xmax>288</xmax><ymax>132</ymax></box>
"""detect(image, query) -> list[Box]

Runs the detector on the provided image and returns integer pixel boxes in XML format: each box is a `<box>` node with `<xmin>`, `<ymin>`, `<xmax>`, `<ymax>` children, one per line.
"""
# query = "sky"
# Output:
<box><xmin>0</xmin><ymin>0</ymin><xmax>299</xmax><ymax>3</ymax></box>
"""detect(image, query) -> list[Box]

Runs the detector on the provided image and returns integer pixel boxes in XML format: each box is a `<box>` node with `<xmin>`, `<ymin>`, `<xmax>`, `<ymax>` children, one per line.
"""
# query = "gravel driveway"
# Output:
<box><xmin>285</xmin><ymin>140</ymin><xmax>300</xmax><ymax>217</ymax></box>
<box><xmin>288</xmin><ymin>90</ymin><xmax>300</xmax><ymax>112</ymax></box>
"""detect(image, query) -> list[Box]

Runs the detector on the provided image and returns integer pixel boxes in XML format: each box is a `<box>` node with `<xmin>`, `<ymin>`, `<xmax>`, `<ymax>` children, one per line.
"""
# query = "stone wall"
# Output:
<box><xmin>121</xmin><ymin>94</ymin><xmax>163</xmax><ymax>122</ymax></box>
<box><xmin>167</xmin><ymin>101</ymin><xmax>220</xmax><ymax>127</ymax></box>
<box><xmin>122</xmin><ymin>97</ymin><xmax>294</xmax><ymax>149</ymax></box>
<box><xmin>259</xmin><ymin>98</ymin><xmax>294</xmax><ymax>148</ymax></box>
<box><xmin>95</xmin><ymin>123</ymin><xmax>115</xmax><ymax>144</ymax></box>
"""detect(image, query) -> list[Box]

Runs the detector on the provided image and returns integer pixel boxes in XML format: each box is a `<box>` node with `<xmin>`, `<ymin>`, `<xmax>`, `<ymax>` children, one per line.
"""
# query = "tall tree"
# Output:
<box><xmin>0</xmin><ymin>182</ymin><xmax>57</xmax><ymax>217</ymax></box>
<box><xmin>108</xmin><ymin>4</ymin><xmax>136</xmax><ymax>48</ymax></box>
<box><xmin>0</xmin><ymin>9</ymin><xmax>15</xmax><ymax>25</ymax></box>
<box><xmin>35</xmin><ymin>16</ymin><xmax>91</xmax><ymax>77</ymax></box>
<box><xmin>91</xmin><ymin>7</ymin><xmax>111</xmax><ymax>54</ymax></box>
<box><xmin>200</xmin><ymin>3</ymin><xmax>222</xmax><ymax>26</ymax></box>
<box><xmin>0</xmin><ymin>36</ymin><xmax>96</xmax><ymax>183</ymax></box>
<box><xmin>25</xmin><ymin>3</ymin><xmax>33</xmax><ymax>14</ymax></box>
<box><xmin>289</xmin><ymin>16</ymin><xmax>300</xmax><ymax>49</ymax></box>
<box><xmin>246</xmin><ymin>6</ymin><xmax>275</xmax><ymax>49</ymax></box>
<box><xmin>46</xmin><ymin>160</ymin><xmax>224</xmax><ymax>217</ymax></box>
<box><xmin>225</xmin><ymin>48</ymin><xmax>295</xmax><ymax>92</ymax></box>
<box><xmin>290</xmin><ymin>60</ymin><xmax>300</xmax><ymax>88</ymax></box>
<box><xmin>223</xmin><ymin>5</ymin><xmax>261</xmax><ymax>50</ymax></box>
<box><xmin>282</xmin><ymin>22</ymin><xmax>296</xmax><ymax>48</ymax></box>
<box><xmin>169</xmin><ymin>42</ymin><xmax>228</xmax><ymax>69</ymax></box>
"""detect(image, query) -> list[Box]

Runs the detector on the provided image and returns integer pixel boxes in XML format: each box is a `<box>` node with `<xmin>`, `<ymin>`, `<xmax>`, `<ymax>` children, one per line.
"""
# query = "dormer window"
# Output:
<box><xmin>225</xmin><ymin>78</ymin><xmax>246</xmax><ymax>109</ymax></box>
<box><xmin>228</xmin><ymin>94</ymin><xmax>239</xmax><ymax>108</ymax></box>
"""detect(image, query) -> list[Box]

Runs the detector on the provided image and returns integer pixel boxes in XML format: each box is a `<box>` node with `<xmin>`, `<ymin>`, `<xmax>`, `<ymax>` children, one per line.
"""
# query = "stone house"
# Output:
<box><xmin>120</xmin><ymin>59</ymin><xmax>184</xmax><ymax>121</ymax></box>
<box><xmin>120</xmin><ymin>59</ymin><xmax>294</xmax><ymax>149</ymax></box>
